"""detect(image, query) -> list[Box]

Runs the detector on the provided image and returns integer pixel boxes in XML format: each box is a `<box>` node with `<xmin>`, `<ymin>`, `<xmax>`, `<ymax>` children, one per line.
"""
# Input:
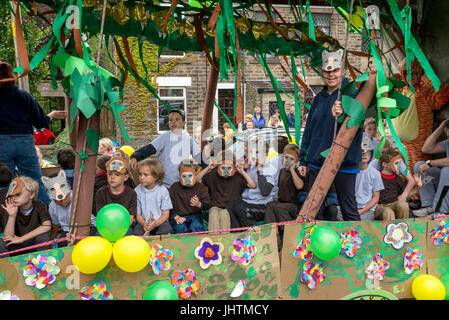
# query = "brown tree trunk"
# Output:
<box><xmin>201</xmin><ymin>64</ymin><xmax>220</xmax><ymax>151</ymax></box>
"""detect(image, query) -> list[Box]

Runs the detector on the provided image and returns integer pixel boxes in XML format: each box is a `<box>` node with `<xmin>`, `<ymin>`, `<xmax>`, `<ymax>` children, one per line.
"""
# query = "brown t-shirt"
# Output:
<box><xmin>169</xmin><ymin>182</ymin><xmax>210</xmax><ymax>218</ymax></box>
<box><xmin>379</xmin><ymin>172</ymin><xmax>406</xmax><ymax>204</ymax></box>
<box><xmin>278</xmin><ymin>168</ymin><xmax>303</xmax><ymax>204</ymax></box>
<box><xmin>202</xmin><ymin>168</ymin><xmax>248</xmax><ymax>208</ymax></box>
<box><xmin>94</xmin><ymin>185</ymin><xmax>137</xmax><ymax>216</ymax></box>
<box><xmin>0</xmin><ymin>200</ymin><xmax>51</xmax><ymax>236</ymax></box>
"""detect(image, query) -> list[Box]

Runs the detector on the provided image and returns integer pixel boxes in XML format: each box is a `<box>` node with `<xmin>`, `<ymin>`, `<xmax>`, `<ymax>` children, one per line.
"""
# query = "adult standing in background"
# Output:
<box><xmin>252</xmin><ymin>105</ymin><xmax>266</xmax><ymax>129</ymax></box>
<box><xmin>0</xmin><ymin>62</ymin><xmax>66</xmax><ymax>205</ymax></box>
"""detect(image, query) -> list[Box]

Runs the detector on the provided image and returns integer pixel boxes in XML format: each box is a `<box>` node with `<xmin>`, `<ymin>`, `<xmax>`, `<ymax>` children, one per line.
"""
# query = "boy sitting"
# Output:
<box><xmin>198</xmin><ymin>149</ymin><xmax>256</xmax><ymax>231</ymax></box>
<box><xmin>227</xmin><ymin>140</ymin><xmax>277</xmax><ymax>228</ymax></box>
<box><xmin>0</xmin><ymin>176</ymin><xmax>51</xmax><ymax>255</ymax></box>
<box><xmin>355</xmin><ymin>138</ymin><xmax>384</xmax><ymax>221</ymax></box>
<box><xmin>43</xmin><ymin>170</ymin><xmax>96</xmax><ymax>244</ymax></box>
<box><xmin>375</xmin><ymin>149</ymin><xmax>410</xmax><ymax>220</ymax></box>
<box><xmin>265</xmin><ymin>144</ymin><xmax>304</xmax><ymax>224</ymax></box>
<box><xmin>169</xmin><ymin>160</ymin><xmax>211</xmax><ymax>234</ymax></box>
<box><xmin>95</xmin><ymin>156</ymin><xmax>137</xmax><ymax>235</ymax></box>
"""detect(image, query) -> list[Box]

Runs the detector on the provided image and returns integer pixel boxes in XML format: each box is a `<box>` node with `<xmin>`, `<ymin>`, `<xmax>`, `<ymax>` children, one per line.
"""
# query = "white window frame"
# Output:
<box><xmin>160</xmin><ymin>3</ymin><xmax>186</xmax><ymax>58</ymax></box>
<box><xmin>157</xmin><ymin>86</ymin><xmax>188</xmax><ymax>134</ymax></box>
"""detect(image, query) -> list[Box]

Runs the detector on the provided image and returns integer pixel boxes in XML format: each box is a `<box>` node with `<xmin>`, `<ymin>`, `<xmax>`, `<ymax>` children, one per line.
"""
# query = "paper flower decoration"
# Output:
<box><xmin>80</xmin><ymin>282</ymin><xmax>113</xmax><ymax>300</ymax></box>
<box><xmin>291</xmin><ymin>230</ymin><xmax>313</xmax><ymax>261</ymax></box>
<box><xmin>231</xmin><ymin>234</ymin><xmax>257</xmax><ymax>266</ymax></box>
<box><xmin>300</xmin><ymin>261</ymin><xmax>326</xmax><ymax>289</ymax></box>
<box><xmin>365</xmin><ymin>253</ymin><xmax>390</xmax><ymax>281</ymax></box>
<box><xmin>403</xmin><ymin>248</ymin><xmax>423</xmax><ymax>274</ymax></box>
<box><xmin>339</xmin><ymin>229</ymin><xmax>362</xmax><ymax>257</ymax></box>
<box><xmin>23</xmin><ymin>254</ymin><xmax>60</xmax><ymax>289</ymax></box>
<box><xmin>383</xmin><ymin>222</ymin><xmax>412</xmax><ymax>249</ymax></box>
<box><xmin>194</xmin><ymin>237</ymin><xmax>223</xmax><ymax>269</ymax></box>
<box><xmin>171</xmin><ymin>268</ymin><xmax>200</xmax><ymax>299</ymax></box>
<box><xmin>0</xmin><ymin>290</ymin><xmax>19</xmax><ymax>300</ymax></box>
<box><xmin>430</xmin><ymin>220</ymin><xmax>449</xmax><ymax>246</ymax></box>
<box><xmin>149</xmin><ymin>245</ymin><xmax>173</xmax><ymax>274</ymax></box>
<box><xmin>230</xmin><ymin>280</ymin><xmax>246</xmax><ymax>298</ymax></box>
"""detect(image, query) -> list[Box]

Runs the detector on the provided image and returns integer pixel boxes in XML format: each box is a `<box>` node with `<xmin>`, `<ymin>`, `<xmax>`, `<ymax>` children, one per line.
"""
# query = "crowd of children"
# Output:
<box><xmin>0</xmin><ymin>106</ymin><xmax>446</xmax><ymax>257</ymax></box>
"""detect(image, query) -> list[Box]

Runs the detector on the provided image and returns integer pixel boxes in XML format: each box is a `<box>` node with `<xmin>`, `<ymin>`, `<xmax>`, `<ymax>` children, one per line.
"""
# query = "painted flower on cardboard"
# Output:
<box><xmin>403</xmin><ymin>247</ymin><xmax>423</xmax><ymax>274</ymax></box>
<box><xmin>340</xmin><ymin>229</ymin><xmax>362</xmax><ymax>258</ymax></box>
<box><xmin>232</xmin><ymin>234</ymin><xmax>257</xmax><ymax>265</ymax></box>
<box><xmin>430</xmin><ymin>220</ymin><xmax>449</xmax><ymax>246</ymax></box>
<box><xmin>80</xmin><ymin>282</ymin><xmax>113</xmax><ymax>300</ymax></box>
<box><xmin>383</xmin><ymin>222</ymin><xmax>412</xmax><ymax>249</ymax></box>
<box><xmin>23</xmin><ymin>254</ymin><xmax>60</xmax><ymax>289</ymax></box>
<box><xmin>194</xmin><ymin>237</ymin><xmax>223</xmax><ymax>269</ymax></box>
<box><xmin>291</xmin><ymin>230</ymin><xmax>313</xmax><ymax>261</ymax></box>
<box><xmin>171</xmin><ymin>268</ymin><xmax>200</xmax><ymax>299</ymax></box>
<box><xmin>365</xmin><ymin>253</ymin><xmax>390</xmax><ymax>281</ymax></box>
<box><xmin>0</xmin><ymin>290</ymin><xmax>19</xmax><ymax>300</ymax></box>
<box><xmin>300</xmin><ymin>261</ymin><xmax>326</xmax><ymax>290</ymax></box>
<box><xmin>149</xmin><ymin>244</ymin><xmax>173</xmax><ymax>274</ymax></box>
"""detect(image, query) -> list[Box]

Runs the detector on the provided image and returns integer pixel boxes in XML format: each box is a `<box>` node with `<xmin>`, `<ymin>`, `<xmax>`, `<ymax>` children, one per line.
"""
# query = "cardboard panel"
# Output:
<box><xmin>280</xmin><ymin>219</ymin><xmax>429</xmax><ymax>300</ymax></box>
<box><xmin>0</xmin><ymin>224</ymin><xmax>280</xmax><ymax>300</ymax></box>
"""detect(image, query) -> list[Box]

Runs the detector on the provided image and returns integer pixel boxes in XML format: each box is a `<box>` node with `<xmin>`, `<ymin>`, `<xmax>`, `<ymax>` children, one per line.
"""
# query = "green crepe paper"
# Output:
<box><xmin>386</xmin><ymin>0</ymin><xmax>441</xmax><ymax>93</ymax></box>
<box><xmin>290</xmin><ymin>46</ymin><xmax>302</xmax><ymax>143</ymax></box>
<box><xmin>78</xmin><ymin>150</ymin><xmax>89</xmax><ymax>172</ymax></box>
<box><xmin>341</xmin><ymin>95</ymin><xmax>365</xmax><ymax>129</ymax></box>
<box><xmin>85</xmin><ymin>129</ymin><xmax>99</xmax><ymax>155</ymax></box>
<box><xmin>306</xmin><ymin>0</ymin><xmax>316</xmax><ymax>42</ymax></box>
<box><xmin>320</xmin><ymin>148</ymin><xmax>330</xmax><ymax>159</ymax></box>
<box><xmin>14</xmin><ymin>36</ymin><xmax>55</xmax><ymax>74</ymax></box>
<box><xmin>214</xmin><ymin>100</ymin><xmax>236</xmax><ymax>132</ymax></box>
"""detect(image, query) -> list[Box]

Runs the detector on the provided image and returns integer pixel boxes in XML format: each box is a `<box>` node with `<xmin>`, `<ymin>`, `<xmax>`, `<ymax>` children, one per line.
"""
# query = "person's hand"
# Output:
<box><xmin>174</xmin><ymin>215</ymin><xmax>186</xmax><ymax>224</ymax></box>
<box><xmin>235</xmin><ymin>163</ymin><xmax>244</xmax><ymax>174</ymax></box>
<box><xmin>3</xmin><ymin>235</ymin><xmax>23</xmax><ymax>246</ymax></box>
<box><xmin>358</xmin><ymin>209</ymin><xmax>365</xmax><ymax>215</ymax></box>
<box><xmin>298</xmin><ymin>166</ymin><xmax>307</xmax><ymax>177</ymax></box>
<box><xmin>130</xmin><ymin>157</ymin><xmax>138</xmax><ymax>170</ymax></box>
<box><xmin>1</xmin><ymin>198</ymin><xmax>18</xmax><ymax>217</ymax></box>
<box><xmin>438</xmin><ymin>119</ymin><xmax>449</xmax><ymax>130</ymax></box>
<box><xmin>48</xmin><ymin>110</ymin><xmax>67</xmax><ymax>120</ymax></box>
<box><xmin>256</xmin><ymin>157</ymin><xmax>265</xmax><ymax>170</ymax></box>
<box><xmin>418</xmin><ymin>163</ymin><xmax>430</xmax><ymax>175</ymax></box>
<box><xmin>190</xmin><ymin>195</ymin><xmax>201</xmax><ymax>208</ymax></box>
<box><xmin>207</xmin><ymin>161</ymin><xmax>217</xmax><ymax>171</ymax></box>
<box><xmin>144</xmin><ymin>218</ymin><xmax>157</xmax><ymax>232</ymax></box>
<box><xmin>288</xmin><ymin>161</ymin><xmax>297</xmax><ymax>172</ymax></box>
<box><xmin>397</xmin><ymin>193</ymin><xmax>407</xmax><ymax>202</ymax></box>
<box><xmin>414</xmin><ymin>173</ymin><xmax>423</xmax><ymax>189</ymax></box>
<box><xmin>331</xmin><ymin>100</ymin><xmax>343</xmax><ymax>119</ymax></box>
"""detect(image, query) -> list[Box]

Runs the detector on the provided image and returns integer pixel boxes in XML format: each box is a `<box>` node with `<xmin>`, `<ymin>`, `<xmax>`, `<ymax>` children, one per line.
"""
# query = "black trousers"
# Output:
<box><xmin>0</xmin><ymin>231</ymin><xmax>51</xmax><ymax>257</ymax></box>
<box><xmin>227</xmin><ymin>200</ymin><xmax>267</xmax><ymax>228</ymax></box>
<box><xmin>307</xmin><ymin>167</ymin><xmax>360</xmax><ymax>221</ymax></box>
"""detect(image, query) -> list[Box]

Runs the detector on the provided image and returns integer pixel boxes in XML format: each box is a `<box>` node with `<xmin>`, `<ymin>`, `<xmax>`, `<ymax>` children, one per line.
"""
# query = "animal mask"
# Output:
<box><xmin>6</xmin><ymin>177</ymin><xmax>25</xmax><ymax>198</ymax></box>
<box><xmin>218</xmin><ymin>164</ymin><xmax>235</xmax><ymax>178</ymax></box>
<box><xmin>362</xmin><ymin>135</ymin><xmax>371</xmax><ymax>154</ymax></box>
<box><xmin>106</xmin><ymin>156</ymin><xmax>128</xmax><ymax>174</ymax></box>
<box><xmin>41</xmin><ymin>170</ymin><xmax>71</xmax><ymax>201</ymax></box>
<box><xmin>389</xmin><ymin>155</ymin><xmax>403</xmax><ymax>173</ymax></box>
<box><xmin>112</xmin><ymin>149</ymin><xmax>129</xmax><ymax>163</ymax></box>
<box><xmin>282</xmin><ymin>150</ymin><xmax>298</xmax><ymax>168</ymax></box>
<box><xmin>179</xmin><ymin>167</ymin><xmax>197</xmax><ymax>187</ymax></box>
<box><xmin>322</xmin><ymin>49</ymin><xmax>344</xmax><ymax>72</ymax></box>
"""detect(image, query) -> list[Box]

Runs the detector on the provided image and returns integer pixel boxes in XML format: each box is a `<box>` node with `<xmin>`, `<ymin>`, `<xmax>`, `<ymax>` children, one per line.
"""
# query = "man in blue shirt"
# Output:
<box><xmin>252</xmin><ymin>105</ymin><xmax>266</xmax><ymax>129</ymax></box>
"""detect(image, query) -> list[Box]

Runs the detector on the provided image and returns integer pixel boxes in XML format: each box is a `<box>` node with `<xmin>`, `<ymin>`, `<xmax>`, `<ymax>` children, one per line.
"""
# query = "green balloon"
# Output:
<box><xmin>310</xmin><ymin>226</ymin><xmax>342</xmax><ymax>260</ymax></box>
<box><xmin>96</xmin><ymin>204</ymin><xmax>131</xmax><ymax>242</ymax></box>
<box><xmin>143</xmin><ymin>281</ymin><xmax>179</xmax><ymax>300</ymax></box>
<box><xmin>440</xmin><ymin>274</ymin><xmax>449</xmax><ymax>300</ymax></box>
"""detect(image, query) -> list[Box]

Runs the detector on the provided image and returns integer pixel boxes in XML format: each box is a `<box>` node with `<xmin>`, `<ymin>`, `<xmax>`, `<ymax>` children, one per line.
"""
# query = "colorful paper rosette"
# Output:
<box><xmin>23</xmin><ymin>254</ymin><xmax>60</xmax><ymax>289</ymax></box>
<box><xmin>365</xmin><ymin>253</ymin><xmax>390</xmax><ymax>281</ymax></box>
<box><xmin>403</xmin><ymin>248</ymin><xmax>423</xmax><ymax>274</ymax></box>
<box><xmin>231</xmin><ymin>234</ymin><xmax>257</xmax><ymax>266</ymax></box>
<box><xmin>339</xmin><ymin>229</ymin><xmax>362</xmax><ymax>258</ymax></box>
<box><xmin>300</xmin><ymin>261</ymin><xmax>326</xmax><ymax>290</ymax></box>
<box><xmin>291</xmin><ymin>230</ymin><xmax>313</xmax><ymax>261</ymax></box>
<box><xmin>430</xmin><ymin>220</ymin><xmax>449</xmax><ymax>247</ymax></box>
<box><xmin>170</xmin><ymin>268</ymin><xmax>200</xmax><ymax>299</ymax></box>
<box><xmin>194</xmin><ymin>237</ymin><xmax>223</xmax><ymax>269</ymax></box>
<box><xmin>80</xmin><ymin>282</ymin><xmax>113</xmax><ymax>300</ymax></box>
<box><xmin>149</xmin><ymin>244</ymin><xmax>173</xmax><ymax>274</ymax></box>
<box><xmin>383</xmin><ymin>222</ymin><xmax>413</xmax><ymax>249</ymax></box>
<box><xmin>0</xmin><ymin>290</ymin><xmax>19</xmax><ymax>300</ymax></box>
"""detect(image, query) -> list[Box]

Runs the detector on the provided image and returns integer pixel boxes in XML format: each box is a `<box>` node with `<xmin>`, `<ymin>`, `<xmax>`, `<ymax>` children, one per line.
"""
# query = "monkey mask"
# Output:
<box><xmin>106</xmin><ymin>156</ymin><xmax>128</xmax><ymax>174</ymax></box>
<box><xmin>389</xmin><ymin>155</ymin><xmax>403</xmax><ymax>173</ymax></box>
<box><xmin>218</xmin><ymin>163</ymin><xmax>235</xmax><ymax>178</ymax></box>
<box><xmin>282</xmin><ymin>150</ymin><xmax>298</xmax><ymax>168</ymax></box>
<box><xmin>179</xmin><ymin>167</ymin><xmax>197</xmax><ymax>187</ymax></box>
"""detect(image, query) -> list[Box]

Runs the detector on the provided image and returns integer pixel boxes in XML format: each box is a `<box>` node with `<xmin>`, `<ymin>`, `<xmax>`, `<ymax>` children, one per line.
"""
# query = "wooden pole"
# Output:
<box><xmin>201</xmin><ymin>63</ymin><xmax>220</xmax><ymax>151</ymax></box>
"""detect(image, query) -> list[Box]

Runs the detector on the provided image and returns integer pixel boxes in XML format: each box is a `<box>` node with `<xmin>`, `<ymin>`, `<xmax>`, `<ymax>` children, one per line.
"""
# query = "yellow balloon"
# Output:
<box><xmin>412</xmin><ymin>274</ymin><xmax>446</xmax><ymax>300</ymax></box>
<box><xmin>112</xmin><ymin>236</ymin><xmax>151</xmax><ymax>273</ymax></box>
<box><xmin>120</xmin><ymin>145</ymin><xmax>135</xmax><ymax>158</ymax></box>
<box><xmin>72</xmin><ymin>237</ymin><xmax>113</xmax><ymax>274</ymax></box>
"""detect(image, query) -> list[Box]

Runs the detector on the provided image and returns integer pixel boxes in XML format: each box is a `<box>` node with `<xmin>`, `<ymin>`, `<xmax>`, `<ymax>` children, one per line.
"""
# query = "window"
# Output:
<box><xmin>361</xmin><ymin>33</ymin><xmax>383</xmax><ymax>54</ymax></box>
<box><xmin>269</xmin><ymin>101</ymin><xmax>284</xmax><ymax>117</ymax></box>
<box><xmin>312</xmin><ymin>13</ymin><xmax>331</xmax><ymax>35</ymax></box>
<box><xmin>157</xmin><ymin>87</ymin><xmax>187</xmax><ymax>132</ymax></box>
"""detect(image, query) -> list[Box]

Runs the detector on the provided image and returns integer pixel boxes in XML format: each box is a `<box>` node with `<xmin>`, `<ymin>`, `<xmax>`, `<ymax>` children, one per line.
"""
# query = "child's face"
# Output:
<box><xmin>365</xmin><ymin>123</ymin><xmax>377</xmax><ymax>138</ymax></box>
<box><xmin>168</xmin><ymin>112</ymin><xmax>185</xmax><ymax>131</ymax></box>
<box><xmin>9</xmin><ymin>189</ymin><xmax>35</xmax><ymax>209</ymax></box>
<box><xmin>361</xmin><ymin>151</ymin><xmax>371</xmax><ymax>163</ymax></box>
<box><xmin>138</xmin><ymin>166</ymin><xmax>157</xmax><ymax>188</ymax></box>
<box><xmin>107</xmin><ymin>171</ymin><xmax>128</xmax><ymax>188</ymax></box>
<box><xmin>246</xmin><ymin>122</ymin><xmax>254</xmax><ymax>129</ymax></box>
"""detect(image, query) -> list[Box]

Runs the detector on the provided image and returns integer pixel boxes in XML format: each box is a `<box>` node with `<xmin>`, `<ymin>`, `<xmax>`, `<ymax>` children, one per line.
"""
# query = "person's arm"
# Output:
<box><xmin>197</xmin><ymin>163</ymin><xmax>216</xmax><ymax>183</ymax></box>
<box><xmin>10</xmin><ymin>221</ymin><xmax>51</xmax><ymax>244</ymax></box>
<box><xmin>136</xmin><ymin>214</ymin><xmax>146</xmax><ymax>227</ymax></box>
<box><xmin>50</xmin><ymin>224</ymin><xmax>60</xmax><ymax>240</ymax></box>
<box><xmin>1</xmin><ymin>198</ymin><xmax>17</xmax><ymax>238</ymax></box>
<box><xmin>235</xmin><ymin>164</ymin><xmax>256</xmax><ymax>188</ymax></box>
<box><xmin>257</xmin><ymin>172</ymin><xmax>274</xmax><ymax>196</ymax></box>
<box><xmin>291</xmin><ymin>167</ymin><xmax>305</xmax><ymax>190</ymax></box>
<box><xmin>421</xmin><ymin>119</ymin><xmax>449</xmax><ymax>154</ymax></box>
<box><xmin>398</xmin><ymin>171</ymin><xmax>416</xmax><ymax>201</ymax></box>
<box><xmin>358</xmin><ymin>191</ymin><xmax>380</xmax><ymax>214</ymax></box>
